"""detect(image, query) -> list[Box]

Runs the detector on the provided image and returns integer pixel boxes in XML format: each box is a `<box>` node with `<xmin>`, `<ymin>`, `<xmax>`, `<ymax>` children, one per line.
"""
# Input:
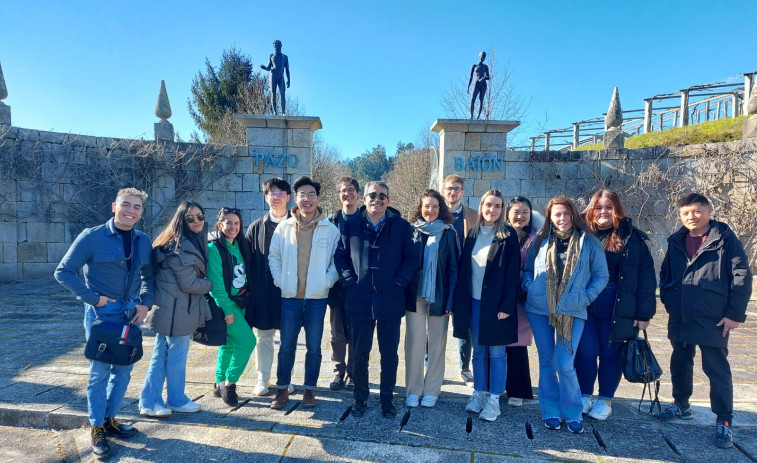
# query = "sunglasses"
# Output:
<box><xmin>185</xmin><ymin>213</ymin><xmax>205</xmax><ymax>224</ymax></box>
<box><xmin>221</xmin><ymin>207</ymin><xmax>242</xmax><ymax>215</ymax></box>
<box><xmin>366</xmin><ymin>192</ymin><xmax>388</xmax><ymax>201</ymax></box>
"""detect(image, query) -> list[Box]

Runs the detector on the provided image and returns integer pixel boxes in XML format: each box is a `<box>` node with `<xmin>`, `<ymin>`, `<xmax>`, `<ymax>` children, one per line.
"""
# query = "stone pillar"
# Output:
<box><xmin>154</xmin><ymin>80</ymin><xmax>174</xmax><ymax>142</ymax></box>
<box><xmin>0</xmin><ymin>60</ymin><xmax>10</xmax><ymax>127</ymax></box>
<box><xmin>679</xmin><ymin>89</ymin><xmax>689</xmax><ymax>126</ymax></box>
<box><xmin>743</xmin><ymin>79</ymin><xmax>757</xmax><ymax>139</ymax></box>
<box><xmin>544</xmin><ymin>131</ymin><xmax>551</xmax><ymax>151</ymax></box>
<box><xmin>604</xmin><ymin>87</ymin><xmax>624</xmax><ymax>149</ymax></box>
<box><xmin>235</xmin><ymin>114</ymin><xmax>321</xmax><ymax>181</ymax></box>
<box><xmin>731</xmin><ymin>92</ymin><xmax>740</xmax><ymax>118</ymax></box>
<box><xmin>643</xmin><ymin>99</ymin><xmax>653</xmax><ymax>133</ymax></box>
<box><xmin>572</xmin><ymin>123</ymin><xmax>580</xmax><ymax>149</ymax></box>
<box><xmin>430</xmin><ymin>119</ymin><xmax>519</xmax><ymax>205</ymax></box>
<box><xmin>529</xmin><ymin>137</ymin><xmax>536</xmax><ymax>151</ymax></box>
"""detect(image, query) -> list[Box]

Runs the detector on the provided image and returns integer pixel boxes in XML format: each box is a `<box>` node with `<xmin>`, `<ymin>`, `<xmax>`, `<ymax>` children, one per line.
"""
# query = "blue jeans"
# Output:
<box><xmin>470</xmin><ymin>299</ymin><xmax>507</xmax><ymax>395</ymax></box>
<box><xmin>575</xmin><ymin>283</ymin><xmax>622</xmax><ymax>400</ymax></box>
<box><xmin>276</xmin><ymin>298</ymin><xmax>327</xmax><ymax>390</ymax></box>
<box><xmin>527</xmin><ymin>311</ymin><xmax>585</xmax><ymax>422</ymax></box>
<box><xmin>140</xmin><ymin>334</ymin><xmax>192</xmax><ymax>409</ymax></box>
<box><xmin>84</xmin><ymin>301</ymin><xmax>135</xmax><ymax>427</ymax></box>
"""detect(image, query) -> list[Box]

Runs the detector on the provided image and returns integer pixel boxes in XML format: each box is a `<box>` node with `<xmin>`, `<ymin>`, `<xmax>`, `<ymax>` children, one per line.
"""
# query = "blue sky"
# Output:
<box><xmin>2</xmin><ymin>1</ymin><xmax>755</xmax><ymax>157</ymax></box>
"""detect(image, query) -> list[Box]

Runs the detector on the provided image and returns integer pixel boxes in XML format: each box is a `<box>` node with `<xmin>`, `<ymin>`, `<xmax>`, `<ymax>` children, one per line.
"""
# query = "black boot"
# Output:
<box><xmin>91</xmin><ymin>425</ymin><xmax>111</xmax><ymax>459</ymax></box>
<box><xmin>220</xmin><ymin>382</ymin><xmax>239</xmax><ymax>406</ymax></box>
<box><xmin>103</xmin><ymin>417</ymin><xmax>137</xmax><ymax>438</ymax></box>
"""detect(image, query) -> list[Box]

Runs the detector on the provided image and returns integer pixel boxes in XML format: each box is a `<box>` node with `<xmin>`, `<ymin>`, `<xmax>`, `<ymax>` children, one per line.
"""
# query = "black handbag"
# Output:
<box><xmin>193</xmin><ymin>296</ymin><xmax>228</xmax><ymax>346</ymax></box>
<box><xmin>85</xmin><ymin>316</ymin><xmax>144</xmax><ymax>366</ymax></box>
<box><xmin>621</xmin><ymin>329</ymin><xmax>662</xmax><ymax>414</ymax></box>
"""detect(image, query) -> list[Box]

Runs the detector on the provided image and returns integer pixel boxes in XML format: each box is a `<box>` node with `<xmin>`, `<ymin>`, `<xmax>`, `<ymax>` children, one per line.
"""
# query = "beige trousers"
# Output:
<box><xmin>253</xmin><ymin>328</ymin><xmax>276</xmax><ymax>381</ymax></box>
<box><xmin>405</xmin><ymin>297</ymin><xmax>449</xmax><ymax>397</ymax></box>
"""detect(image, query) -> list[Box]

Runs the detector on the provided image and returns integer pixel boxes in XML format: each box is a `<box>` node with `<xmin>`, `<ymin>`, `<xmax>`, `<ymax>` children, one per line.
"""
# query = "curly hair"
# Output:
<box><xmin>410</xmin><ymin>189</ymin><xmax>453</xmax><ymax>224</ymax></box>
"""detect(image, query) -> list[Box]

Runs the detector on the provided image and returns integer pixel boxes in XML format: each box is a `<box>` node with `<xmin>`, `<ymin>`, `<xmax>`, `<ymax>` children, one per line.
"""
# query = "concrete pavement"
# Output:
<box><xmin>1</xmin><ymin>279</ymin><xmax>756</xmax><ymax>462</ymax></box>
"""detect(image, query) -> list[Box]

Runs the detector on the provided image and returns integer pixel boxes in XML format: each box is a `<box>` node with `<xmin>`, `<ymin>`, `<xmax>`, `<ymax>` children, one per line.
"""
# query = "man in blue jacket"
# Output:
<box><xmin>658</xmin><ymin>193</ymin><xmax>752</xmax><ymax>449</ymax></box>
<box><xmin>55</xmin><ymin>188</ymin><xmax>154</xmax><ymax>459</ymax></box>
<box><xmin>334</xmin><ymin>181</ymin><xmax>419</xmax><ymax>418</ymax></box>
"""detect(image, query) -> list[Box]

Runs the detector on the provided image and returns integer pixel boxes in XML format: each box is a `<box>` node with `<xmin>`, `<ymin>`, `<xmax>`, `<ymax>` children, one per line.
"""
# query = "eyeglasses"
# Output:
<box><xmin>296</xmin><ymin>192</ymin><xmax>318</xmax><ymax>200</ymax></box>
<box><xmin>444</xmin><ymin>187</ymin><xmax>462</xmax><ymax>192</ymax></box>
<box><xmin>185</xmin><ymin>213</ymin><xmax>205</xmax><ymax>224</ymax></box>
<box><xmin>366</xmin><ymin>192</ymin><xmax>388</xmax><ymax>201</ymax></box>
<box><xmin>221</xmin><ymin>207</ymin><xmax>242</xmax><ymax>216</ymax></box>
<box><xmin>267</xmin><ymin>190</ymin><xmax>288</xmax><ymax>198</ymax></box>
<box><xmin>340</xmin><ymin>188</ymin><xmax>357</xmax><ymax>194</ymax></box>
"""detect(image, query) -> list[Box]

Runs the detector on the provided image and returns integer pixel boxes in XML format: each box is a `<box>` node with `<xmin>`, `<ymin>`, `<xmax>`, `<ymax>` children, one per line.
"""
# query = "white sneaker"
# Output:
<box><xmin>140</xmin><ymin>404</ymin><xmax>172</xmax><ymax>417</ymax></box>
<box><xmin>420</xmin><ymin>395</ymin><xmax>438</xmax><ymax>408</ymax></box>
<box><xmin>582</xmin><ymin>396</ymin><xmax>594</xmax><ymax>414</ymax></box>
<box><xmin>168</xmin><ymin>400</ymin><xmax>201</xmax><ymax>413</ymax></box>
<box><xmin>465</xmin><ymin>391</ymin><xmax>488</xmax><ymax>414</ymax></box>
<box><xmin>588</xmin><ymin>400</ymin><xmax>612</xmax><ymax>420</ymax></box>
<box><xmin>287</xmin><ymin>384</ymin><xmax>295</xmax><ymax>394</ymax></box>
<box><xmin>507</xmin><ymin>397</ymin><xmax>523</xmax><ymax>407</ymax></box>
<box><xmin>405</xmin><ymin>394</ymin><xmax>420</xmax><ymax>407</ymax></box>
<box><xmin>253</xmin><ymin>379</ymin><xmax>269</xmax><ymax>397</ymax></box>
<box><xmin>479</xmin><ymin>396</ymin><xmax>501</xmax><ymax>422</ymax></box>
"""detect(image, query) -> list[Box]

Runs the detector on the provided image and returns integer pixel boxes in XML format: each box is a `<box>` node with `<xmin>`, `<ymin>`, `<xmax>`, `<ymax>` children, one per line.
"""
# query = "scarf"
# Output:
<box><xmin>413</xmin><ymin>219</ymin><xmax>451</xmax><ymax>304</ymax></box>
<box><xmin>545</xmin><ymin>226</ymin><xmax>582</xmax><ymax>353</ymax></box>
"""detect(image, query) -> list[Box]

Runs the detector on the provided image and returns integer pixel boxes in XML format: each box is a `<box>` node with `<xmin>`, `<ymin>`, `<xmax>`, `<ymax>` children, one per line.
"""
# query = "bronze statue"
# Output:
<box><xmin>261</xmin><ymin>40</ymin><xmax>290</xmax><ymax>115</ymax></box>
<box><xmin>467</xmin><ymin>51</ymin><xmax>490</xmax><ymax>119</ymax></box>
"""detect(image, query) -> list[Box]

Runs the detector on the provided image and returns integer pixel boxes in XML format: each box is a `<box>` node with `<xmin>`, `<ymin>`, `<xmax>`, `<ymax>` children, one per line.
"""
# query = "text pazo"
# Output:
<box><xmin>253</xmin><ymin>153</ymin><xmax>299</xmax><ymax>168</ymax></box>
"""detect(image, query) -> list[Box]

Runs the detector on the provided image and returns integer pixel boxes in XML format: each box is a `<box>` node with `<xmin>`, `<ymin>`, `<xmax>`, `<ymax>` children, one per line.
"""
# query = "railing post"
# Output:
<box><xmin>544</xmin><ymin>131</ymin><xmax>551</xmax><ymax>151</ymax></box>
<box><xmin>731</xmin><ymin>92</ymin><xmax>740</xmax><ymax>118</ymax></box>
<box><xmin>705</xmin><ymin>100</ymin><xmax>710</xmax><ymax>121</ymax></box>
<box><xmin>643</xmin><ymin>99</ymin><xmax>653</xmax><ymax>133</ymax></box>
<box><xmin>745</xmin><ymin>74</ymin><xmax>754</xmax><ymax>113</ymax></box>
<box><xmin>530</xmin><ymin>137</ymin><xmax>536</xmax><ymax>151</ymax></box>
<box><xmin>572</xmin><ymin>123</ymin><xmax>580</xmax><ymax>149</ymax></box>
<box><xmin>679</xmin><ymin>89</ymin><xmax>689</xmax><ymax>126</ymax></box>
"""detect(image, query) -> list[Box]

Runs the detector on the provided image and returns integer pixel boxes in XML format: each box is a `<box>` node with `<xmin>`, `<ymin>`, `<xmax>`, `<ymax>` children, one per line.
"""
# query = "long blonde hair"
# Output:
<box><xmin>470</xmin><ymin>189</ymin><xmax>510</xmax><ymax>240</ymax></box>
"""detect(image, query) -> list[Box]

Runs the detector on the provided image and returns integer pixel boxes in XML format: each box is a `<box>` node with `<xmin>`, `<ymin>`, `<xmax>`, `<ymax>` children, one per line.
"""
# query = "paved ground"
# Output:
<box><xmin>1</xmin><ymin>279</ymin><xmax>756</xmax><ymax>463</ymax></box>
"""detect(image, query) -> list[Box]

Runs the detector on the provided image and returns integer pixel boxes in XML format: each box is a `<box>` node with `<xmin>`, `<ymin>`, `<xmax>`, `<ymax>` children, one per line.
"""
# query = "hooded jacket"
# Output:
<box><xmin>268</xmin><ymin>207</ymin><xmax>340</xmax><ymax>299</ymax></box>
<box><xmin>334</xmin><ymin>206</ymin><xmax>419</xmax><ymax>321</ymax></box>
<box><xmin>660</xmin><ymin>219</ymin><xmax>752</xmax><ymax>348</ymax></box>
<box><xmin>146</xmin><ymin>234</ymin><xmax>213</xmax><ymax>337</ymax></box>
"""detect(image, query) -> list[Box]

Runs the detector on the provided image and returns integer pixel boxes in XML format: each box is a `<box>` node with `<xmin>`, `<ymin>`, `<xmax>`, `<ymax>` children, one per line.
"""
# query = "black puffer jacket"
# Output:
<box><xmin>603</xmin><ymin>218</ymin><xmax>657</xmax><ymax>342</ymax></box>
<box><xmin>660</xmin><ymin>220</ymin><xmax>752</xmax><ymax>348</ymax></box>
<box><xmin>406</xmin><ymin>226</ymin><xmax>459</xmax><ymax>316</ymax></box>
<box><xmin>334</xmin><ymin>206</ymin><xmax>419</xmax><ymax>321</ymax></box>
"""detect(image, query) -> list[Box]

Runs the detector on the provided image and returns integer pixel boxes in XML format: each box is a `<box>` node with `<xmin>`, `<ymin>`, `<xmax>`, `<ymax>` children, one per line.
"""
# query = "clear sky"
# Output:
<box><xmin>2</xmin><ymin>1</ymin><xmax>755</xmax><ymax>157</ymax></box>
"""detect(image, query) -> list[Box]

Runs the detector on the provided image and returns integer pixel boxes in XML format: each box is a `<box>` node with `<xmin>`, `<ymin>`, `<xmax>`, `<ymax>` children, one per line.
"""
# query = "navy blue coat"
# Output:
<box><xmin>334</xmin><ymin>207</ymin><xmax>419</xmax><ymax>321</ymax></box>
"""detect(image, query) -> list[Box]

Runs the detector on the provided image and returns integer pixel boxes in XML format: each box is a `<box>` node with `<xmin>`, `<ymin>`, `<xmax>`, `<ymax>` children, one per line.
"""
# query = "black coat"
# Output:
<box><xmin>452</xmin><ymin>226</ymin><xmax>520</xmax><ymax>346</ymax></box>
<box><xmin>406</xmin><ymin>227</ymin><xmax>459</xmax><ymax>316</ymax></box>
<box><xmin>660</xmin><ymin>220</ymin><xmax>752</xmax><ymax>348</ymax></box>
<box><xmin>334</xmin><ymin>206</ymin><xmax>419</xmax><ymax>321</ymax></box>
<box><xmin>605</xmin><ymin>218</ymin><xmax>658</xmax><ymax>342</ymax></box>
<box><xmin>244</xmin><ymin>212</ymin><xmax>290</xmax><ymax>330</ymax></box>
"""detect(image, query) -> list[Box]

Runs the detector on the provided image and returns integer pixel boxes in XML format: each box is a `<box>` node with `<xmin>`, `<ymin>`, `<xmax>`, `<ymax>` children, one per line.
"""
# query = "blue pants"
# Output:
<box><xmin>84</xmin><ymin>301</ymin><xmax>135</xmax><ymax>427</ymax></box>
<box><xmin>276</xmin><ymin>298</ymin><xmax>327</xmax><ymax>390</ymax></box>
<box><xmin>575</xmin><ymin>284</ymin><xmax>622</xmax><ymax>400</ymax></box>
<box><xmin>140</xmin><ymin>334</ymin><xmax>192</xmax><ymax>409</ymax></box>
<box><xmin>527</xmin><ymin>311</ymin><xmax>585</xmax><ymax>422</ymax></box>
<box><xmin>470</xmin><ymin>299</ymin><xmax>507</xmax><ymax>395</ymax></box>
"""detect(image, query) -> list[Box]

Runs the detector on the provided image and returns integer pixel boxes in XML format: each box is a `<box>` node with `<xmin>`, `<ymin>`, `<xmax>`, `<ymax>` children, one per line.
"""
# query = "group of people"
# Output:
<box><xmin>54</xmin><ymin>174</ymin><xmax>752</xmax><ymax>459</ymax></box>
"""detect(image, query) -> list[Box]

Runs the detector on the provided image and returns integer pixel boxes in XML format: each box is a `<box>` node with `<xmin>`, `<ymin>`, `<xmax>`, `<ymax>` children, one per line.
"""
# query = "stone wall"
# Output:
<box><xmin>0</xmin><ymin>122</ymin><xmax>316</xmax><ymax>282</ymax></box>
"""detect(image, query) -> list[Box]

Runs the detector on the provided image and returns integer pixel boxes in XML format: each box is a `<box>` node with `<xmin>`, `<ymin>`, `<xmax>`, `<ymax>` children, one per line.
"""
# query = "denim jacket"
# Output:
<box><xmin>54</xmin><ymin>218</ymin><xmax>154</xmax><ymax>307</ymax></box>
<box><xmin>522</xmin><ymin>228</ymin><xmax>608</xmax><ymax>320</ymax></box>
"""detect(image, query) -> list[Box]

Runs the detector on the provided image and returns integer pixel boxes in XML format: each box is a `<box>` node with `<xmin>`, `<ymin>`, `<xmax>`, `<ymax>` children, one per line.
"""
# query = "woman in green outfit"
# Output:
<box><xmin>207</xmin><ymin>207</ymin><xmax>256</xmax><ymax>406</ymax></box>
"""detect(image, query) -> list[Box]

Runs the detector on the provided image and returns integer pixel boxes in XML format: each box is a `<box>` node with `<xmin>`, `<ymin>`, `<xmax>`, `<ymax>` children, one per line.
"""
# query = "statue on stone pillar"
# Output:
<box><xmin>261</xmin><ymin>40</ymin><xmax>290</xmax><ymax>115</ymax></box>
<box><xmin>467</xmin><ymin>51</ymin><xmax>490</xmax><ymax>119</ymax></box>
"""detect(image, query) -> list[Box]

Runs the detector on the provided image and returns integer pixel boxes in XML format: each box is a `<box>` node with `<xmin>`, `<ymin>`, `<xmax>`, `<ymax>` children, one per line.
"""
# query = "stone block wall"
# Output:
<box><xmin>0</xmin><ymin>118</ymin><xmax>320</xmax><ymax>282</ymax></box>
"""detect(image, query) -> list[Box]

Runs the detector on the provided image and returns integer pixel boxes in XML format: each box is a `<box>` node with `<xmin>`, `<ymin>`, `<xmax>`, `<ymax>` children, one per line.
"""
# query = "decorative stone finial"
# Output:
<box><xmin>0</xmin><ymin>61</ymin><xmax>7</xmax><ymax>101</ymax></box>
<box><xmin>605</xmin><ymin>87</ymin><xmax>622</xmax><ymax>128</ymax></box>
<box><xmin>154</xmin><ymin>80</ymin><xmax>172</xmax><ymax>121</ymax></box>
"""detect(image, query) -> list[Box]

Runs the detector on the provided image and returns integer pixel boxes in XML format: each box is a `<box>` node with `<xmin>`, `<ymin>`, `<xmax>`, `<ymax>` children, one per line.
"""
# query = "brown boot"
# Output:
<box><xmin>271</xmin><ymin>388</ymin><xmax>289</xmax><ymax>409</ymax></box>
<box><xmin>302</xmin><ymin>389</ymin><xmax>316</xmax><ymax>408</ymax></box>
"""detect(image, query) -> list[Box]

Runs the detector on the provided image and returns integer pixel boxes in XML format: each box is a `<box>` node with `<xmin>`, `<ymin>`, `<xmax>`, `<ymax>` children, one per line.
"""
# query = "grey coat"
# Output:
<box><xmin>146</xmin><ymin>235</ymin><xmax>213</xmax><ymax>337</ymax></box>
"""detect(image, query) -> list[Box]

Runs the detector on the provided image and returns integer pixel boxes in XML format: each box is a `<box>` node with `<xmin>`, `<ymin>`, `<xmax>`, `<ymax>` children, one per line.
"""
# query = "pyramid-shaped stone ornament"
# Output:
<box><xmin>605</xmin><ymin>87</ymin><xmax>622</xmax><ymax>129</ymax></box>
<box><xmin>155</xmin><ymin>80</ymin><xmax>172</xmax><ymax>121</ymax></box>
<box><xmin>0</xmin><ymin>60</ymin><xmax>8</xmax><ymax>100</ymax></box>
